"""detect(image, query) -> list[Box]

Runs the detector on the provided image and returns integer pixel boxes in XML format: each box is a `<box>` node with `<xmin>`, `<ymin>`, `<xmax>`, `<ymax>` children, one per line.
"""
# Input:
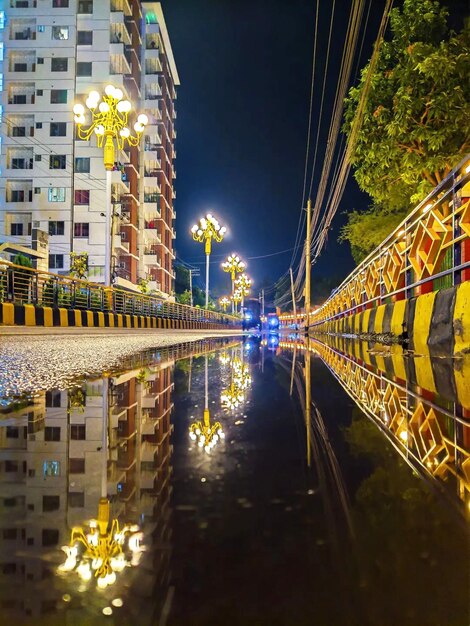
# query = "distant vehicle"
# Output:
<box><xmin>266</xmin><ymin>313</ymin><xmax>279</xmax><ymax>331</ymax></box>
<box><xmin>242</xmin><ymin>298</ymin><xmax>261</xmax><ymax>331</ymax></box>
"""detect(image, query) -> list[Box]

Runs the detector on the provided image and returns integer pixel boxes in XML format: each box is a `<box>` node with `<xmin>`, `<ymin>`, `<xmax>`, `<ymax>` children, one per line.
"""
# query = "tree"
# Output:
<box><xmin>174</xmin><ymin>265</ymin><xmax>190</xmax><ymax>295</ymax></box>
<box><xmin>342</xmin><ymin>0</ymin><xmax>470</xmax><ymax>260</ymax></box>
<box><xmin>176</xmin><ymin>289</ymin><xmax>192</xmax><ymax>305</ymax></box>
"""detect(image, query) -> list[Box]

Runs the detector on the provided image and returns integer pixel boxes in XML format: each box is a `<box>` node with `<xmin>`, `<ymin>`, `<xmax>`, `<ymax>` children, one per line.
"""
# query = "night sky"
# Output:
<box><xmin>160</xmin><ymin>1</ymin><xmax>385</xmax><ymax>298</ymax></box>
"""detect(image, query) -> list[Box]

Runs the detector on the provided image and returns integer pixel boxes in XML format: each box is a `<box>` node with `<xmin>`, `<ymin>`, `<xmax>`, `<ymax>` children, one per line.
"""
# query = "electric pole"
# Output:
<box><xmin>304</xmin><ymin>198</ymin><xmax>312</xmax><ymax>333</ymax></box>
<box><xmin>289</xmin><ymin>267</ymin><xmax>297</xmax><ymax>325</ymax></box>
<box><xmin>189</xmin><ymin>268</ymin><xmax>194</xmax><ymax>307</ymax></box>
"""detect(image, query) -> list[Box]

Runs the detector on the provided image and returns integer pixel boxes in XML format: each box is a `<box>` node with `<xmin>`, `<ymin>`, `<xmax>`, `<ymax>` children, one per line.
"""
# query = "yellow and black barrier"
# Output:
<box><xmin>310</xmin><ymin>281</ymin><xmax>470</xmax><ymax>355</ymax></box>
<box><xmin>0</xmin><ymin>303</ymin><xmax>229</xmax><ymax>331</ymax></box>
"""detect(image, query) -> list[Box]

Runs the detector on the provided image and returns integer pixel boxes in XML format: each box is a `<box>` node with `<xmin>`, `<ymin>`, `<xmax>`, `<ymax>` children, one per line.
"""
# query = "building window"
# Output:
<box><xmin>74</xmin><ymin>189</ymin><xmax>89</xmax><ymax>205</ymax></box>
<box><xmin>77</xmin><ymin>0</ymin><xmax>93</xmax><ymax>14</ymax></box>
<box><xmin>49</xmin><ymin>155</ymin><xmax>66</xmax><ymax>169</ymax></box>
<box><xmin>48</xmin><ymin>187</ymin><xmax>65</xmax><ymax>202</ymax></box>
<box><xmin>2</xmin><ymin>529</ymin><xmax>17</xmax><ymax>540</ymax></box>
<box><xmin>10</xmin><ymin>190</ymin><xmax>26</xmax><ymax>202</ymax></box>
<box><xmin>44</xmin><ymin>426</ymin><xmax>60</xmax><ymax>441</ymax></box>
<box><xmin>74</xmin><ymin>223</ymin><xmax>89</xmax><ymax>238</ymax></box>
<box><xmin>50</xmin><ymin>122</ymin><xmax>67</xmax><ymax>137</ymax></box>
<box><xmin>6</xmin><ymin>427</ymin><xmax>19</xmax><ymax>438</ymax></box>
<box><xmin>50</xmin><ymin>89</ymin><xmax>67</xmax><ymax>104</ymax></box>
<box><xmin>70</xmin><ymin>424</ymin><xmax>86</xmax><ymax>440</ymax></box>
<box><xmin>10</xmin><ymin>223</ymin><xmax>23</xmax><ymax>236</ymax></box>
<box><xmin>51</xmin><ymin>57</ymin><xmax>68</xmax><ymax>72</ymax></box>
<box><xmin>42</xmin><ymin>496</ymin><xmax>60</xmax><ymax>512</ymax></box>
<box><xmin>53</xmin><ymin>0</ymin><xmax>69</xmax><ymax>6</ymax></box>
<box><xmin>75</xmin><ymin>157</ymin><xmax>90</xmax><ymax>173</ymax></box>
<box><xmin>48</xmin><ymin>221</ymin><xmax>64</xmax><ymax>236</ymax></box>
<box><xmin>37</xmin><ymin>57</ymin><xmax>44</xmax><ymax>64</ymax></box>
<box><xmin>43</xmin><ymin>461</ymin><xmax>60</xmax><ymax>477</ymax></box>
<box><xmin>76</xmin><ymin>62</ymin><xmax>92</xmax><ymax>77</ymax></box>
<box><xmin>49</xmin><ymin>254</ymin><xmax>64</xmax><ymax>270</ymax></box>
<box><xmin>4</xmin><ymin>461</ymin><xmax>19</xmax><ymax>473</ymax></box>
<box><xmin>69</xmin><ymin>492</ymin><xmax>85</xmax><ymax>508</ymax></box>
<box><xmin>42</xmin><ymin>529</ymin><xmax>59</xmax><ymax>546</ymax></box>
<box><xmin>69</xmin><ymin>458</ymin><xmax>85</xmax><ymax>474</ymax></box>
<box><xmin>46</xmin><ymin>390</ymin><xmax>61</xmax><ymax>407</ymax></box>
<box><xmin>52</xmin><ymin>26</ymin><xmax>69</xmax><ymax>40</ymax></box>
<box><xmin>77</xmin><ymin>31</ymin><xmax>93</xmax><ymax>45</ymax></box>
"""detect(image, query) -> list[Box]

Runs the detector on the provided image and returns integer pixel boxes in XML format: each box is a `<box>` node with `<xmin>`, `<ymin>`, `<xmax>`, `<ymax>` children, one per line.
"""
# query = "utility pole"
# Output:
<box><xmin>189</xmin><ymin>268</ymin><xmax>194</xmax><ymax>307</ymax></box>
<box><xmin>304</xmin><ymin>198</ymin><xmax>312</xmax><ymax>333</ymax></box>
<box><xmin>262</xmin><ymin>289</ymin><xmax>265</xmax><ymax>316</ymax></box>
<box><xmin>289</xmin><ymin>267</ymin><xmax>297</xmax><ymax>326</ymax></box>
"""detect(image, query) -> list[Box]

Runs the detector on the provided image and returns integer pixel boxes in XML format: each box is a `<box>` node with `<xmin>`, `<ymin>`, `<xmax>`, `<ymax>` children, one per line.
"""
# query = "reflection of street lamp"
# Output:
<box><xmin>221</xmin><ymin>352</ymin><xmax>252</xmax><ymax>410</ymax></box>
<box><xmin>189</xmin><ymin>355</ymin><xmax>225</xmax><ymax>453</ymax></box>
<box><xmin>191</xmin><ymin>214</ymin><xmax>227</xmax><ymax>308</ymax></box>
<box><xmin>222</xmin><ymin>254</ymin><xmax>246</xmax><ymax>313</ymax></box>
<box><xmin>219</xmin><ymin>296</ymin><xmax>230</xmax><ymax>312</ymax></box>
<box><xmin>73</xmin><ymin>85</ymin><xmax>148</xmax><ymax>287</ymax></box>
<box><xmin>58</xmin><ymin>377</ymin><xmax>143</xmax><ymax>589</ymax></box>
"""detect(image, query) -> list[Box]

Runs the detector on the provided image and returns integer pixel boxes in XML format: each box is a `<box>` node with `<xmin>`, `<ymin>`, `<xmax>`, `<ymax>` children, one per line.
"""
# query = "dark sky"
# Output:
<box><xmin>161</xmin><ymin>0</ymin><xmax>385</xmax><ymax>298</ymax></box>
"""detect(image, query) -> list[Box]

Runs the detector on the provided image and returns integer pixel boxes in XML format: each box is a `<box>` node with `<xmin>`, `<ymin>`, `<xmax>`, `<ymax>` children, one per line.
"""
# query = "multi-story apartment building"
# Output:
<box><xmin>0</xmin><ymin>0</ymin><xmax>178</xmax><ymax>298</ymax></box>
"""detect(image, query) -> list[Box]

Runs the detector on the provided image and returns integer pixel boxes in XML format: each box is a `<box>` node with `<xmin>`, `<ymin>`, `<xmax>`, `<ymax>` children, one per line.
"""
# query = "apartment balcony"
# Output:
<box><xmin>110</xmin><ymin>25</ymin><xmax>132</xmax><ymax>46</ymax></box>
<box><xmin>110</xmin><ymin>0</ymin><xmax>132</xmax><ymax>17</ymax></box>
<box><xmin>143</xmin><ymin>138</ymin><xmax>162</xmax><ymax>157</ymax></box>
<box><xmin>140</xmin><ymin>469</ymin><xmax>158</xmax><ymax>490</ymax></box>
<box><xmin>10</xmin><ymin>28</ymin><xmax>36</xmax><ymax>42</ymax></box>
<box><xmin>171</xmin><ymin>228</ymin><xmax>176</xmax><ymax>240</ymax></box>
<box><xmin>111</xmin><ymin>170</ymin><xmax>131</xmax><ymax>193</ymax></box>
<box><xmin>110</xmin><ymin>47</ymin><xmax>132</xmax><ymax>76</ymax></box>
<box><xmin>143</xmin><ymin>253</ymin><xmax>160</xmax><ymax>267</ymax></box>
<box><xmin>145</xmin><ymin>59</ymin><xmax>163</xmax><ymax>76</ymax></box>
<box><xmin>113</xmin><ymin>234</ymin><xmax>130</xmax><ymax>253</ymax></box>
<box><xmin>9</xmin><ymin>0</ymin><xmax>37</xmax><ymax>7</ymax></box>
<box><xmin>141</xmin><ymin>392</ymin><xmax>157</xmax><ymax>409</ymax></box>
<box><xmin>7</xmin><ymin>93</ymin><xmax>35</xmax><ymax>106</ymax></box>
<box><xmin>141</xmin><ymin>418</ymin><xmax>157</xmax><ymax>436</ymax></box>
<box><xmin>141</xmin><ymin>441</ymin><xmax>157</xmax><ymax>462</ymax></box>
<box><xmin>148</xmin><ymin>280</ymin><xmax>161</xmax><ymax>293</ymax></box>
<box><xmin>172</xmin><ymin>188</ymin><xmax>176</xmax><ymax>200</ymax></box>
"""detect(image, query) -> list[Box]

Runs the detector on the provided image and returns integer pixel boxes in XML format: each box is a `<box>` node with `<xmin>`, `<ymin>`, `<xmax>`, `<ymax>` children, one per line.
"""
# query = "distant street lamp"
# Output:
<box><xmin>232</xmin><ymin>288</ymin><xmax>242</xmax><ymax>313</ymax></box>
<box><xmin>219</xmin><ymin>296</ymin><xmax>230</xmax><ymax>312</ymax></box>
<box><xmin>222</xmin><ymin>253</ymin><xmax>246</xmax><ymax>313</ymax></box>
<box><xmin>73</xmin><ymin>85</ymin><xmax>148</xmax><ymax>287</ymax></box>
<box><xmin>234</xmin><ymin>273</ymin><xmax>252</xmax><ymax>309</ymax></box>
<box><xmin>191</xmin><ymin>214</ymin><xmax>227</xmax><ymax>308</ymax></box>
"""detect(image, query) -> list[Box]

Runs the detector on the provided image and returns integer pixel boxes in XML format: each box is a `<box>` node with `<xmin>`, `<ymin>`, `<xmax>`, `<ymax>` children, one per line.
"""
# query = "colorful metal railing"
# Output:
<box><xmin>309</xmin><ymin>155</ymin><xmax>470</xmax><ymax>326</ymax></box>
<box><xmin>0</xmin><ymin>260</ymin><xmax>240</xmax><ymax>326</ymax></box>
<box><xmin>304</xmin><ymin>337</ymin><xmax>470</xmax><ymax>512</ymax></box>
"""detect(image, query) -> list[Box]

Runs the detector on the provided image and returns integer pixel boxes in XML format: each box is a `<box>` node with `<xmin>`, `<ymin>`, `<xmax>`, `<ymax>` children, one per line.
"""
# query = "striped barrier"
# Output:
<box><xmin>310</xmin><ymin>281</ymin><xmax>470</xmax><ymax>355</ymax></box>
<box><xmin>0</xmin><ymin>303</ymin><xmax>231</xmax><ymax>331</ymax></box>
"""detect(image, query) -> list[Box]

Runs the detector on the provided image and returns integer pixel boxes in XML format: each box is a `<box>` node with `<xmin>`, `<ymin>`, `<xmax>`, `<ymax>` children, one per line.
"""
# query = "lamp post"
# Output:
<box><xmin>232</xmin><ymin>289</ymin><xmax>242</xmax><ymax>314</ymax></box>
<box><xmin>222</xmin><ymin>253</ymin><xmax>246</xmax><ymax>313</ymax></box>
<box><xmin>191</xmin><ymin>214</ymin><xmax>227</xmax><ymax>309</ymax></box>
<box><xmin>219</xmin><ymin>296</ymin><xmax>230</xmax><ymax>312</ymax></box>
<box><xmin>73</xmin><ymin>85</ymin><xmax>148</xmax><ymax>287</ymax></box>
<box><xmin>234</xmin><ymin>273</ymin><xmax>252</xmax><ymax>311</ymax></box>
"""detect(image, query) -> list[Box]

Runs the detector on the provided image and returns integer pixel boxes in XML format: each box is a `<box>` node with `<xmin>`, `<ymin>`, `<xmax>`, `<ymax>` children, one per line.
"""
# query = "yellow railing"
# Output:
<box><xmin>309</xmin><ymin>155</ymin><xmax>470</xmax><ymax>326</ymax></box>
<box><xmin>0</xmin><ymin>261</ymin><xmax>240</xmax><ymax>326</ymax></box>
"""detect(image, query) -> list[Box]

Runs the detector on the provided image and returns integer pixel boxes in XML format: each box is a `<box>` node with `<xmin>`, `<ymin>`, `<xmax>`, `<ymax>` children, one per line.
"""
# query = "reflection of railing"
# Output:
<box><xmin>307</xmin><ymin>337</ymin><xmax>470</xmax><ymax>511</ymax></box>
<box><xmin>310</xmin><ymin>156</ymin><xmax>470</xmax><ymax>327</ymax></box>
<box><xmin>0</xmin><ymin>261</ymin><xmax>240</xmax><ymax>325</ymax></box>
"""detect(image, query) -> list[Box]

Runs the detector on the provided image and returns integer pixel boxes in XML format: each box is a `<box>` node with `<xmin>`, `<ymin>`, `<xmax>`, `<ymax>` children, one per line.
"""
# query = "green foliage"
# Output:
<box><xmin>69</xmin><ymin>252</ymin><xmax>88</xmax><ymax>280</ymax></box>
<box><xmin>12</xmin><ymin>254</ymin><xmax>33</xmax><ymax>268</ymax></box>
<box><xmin>175</xmin><ymin>265</ymin><xmax>190</xmax><ymax>294</ymax></box>
<box><xmin>340</xmin><ymin>204</ymin><xmax>409</xmax><ymax>263</ymax></box>
<box><xmin>342</xmin><ymin>0</ymin><xmax>470</xmax><ymax>258</ymax></box>
<box><xmin>176</xmin><ymin>289</ymin><xmax>192</xmax><ymax>305</ymax></box>
<box><xmin>138</xmin><ymin>277</ymin><xmax>150</xmax><ymax>294</ymax></box>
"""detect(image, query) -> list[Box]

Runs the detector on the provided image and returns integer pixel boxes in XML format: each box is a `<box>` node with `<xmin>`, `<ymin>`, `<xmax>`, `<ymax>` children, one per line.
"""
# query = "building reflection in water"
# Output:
<box><xmin>0</xmin><ymin>339</ymin><xmax>235</xmax><ymax>623</ymax></box>
<box><xmin>279</xmin><ymin>335</ymin><xmax>470</xmax><ymax>514</ymax></box>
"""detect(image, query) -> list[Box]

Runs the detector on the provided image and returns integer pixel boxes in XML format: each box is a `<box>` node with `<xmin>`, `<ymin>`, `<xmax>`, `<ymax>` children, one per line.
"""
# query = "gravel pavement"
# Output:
<box><xmin>0</xmin><ymin>328</ymin><xmax>242</xmax><ymax>400</ymax></box>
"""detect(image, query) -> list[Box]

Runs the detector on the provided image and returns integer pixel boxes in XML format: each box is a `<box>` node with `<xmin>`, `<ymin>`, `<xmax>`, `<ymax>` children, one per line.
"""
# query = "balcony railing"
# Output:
<box><xmin>144</xmin><ymin>194</ymin><xmax>159</xmax><ymax>203</ymax></box>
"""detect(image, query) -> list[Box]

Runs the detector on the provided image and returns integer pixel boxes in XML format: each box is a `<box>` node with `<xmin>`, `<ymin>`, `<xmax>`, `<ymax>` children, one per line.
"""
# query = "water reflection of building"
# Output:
<box><xmin>0</xmin><ymin>338</ymin><xmax>237</xmax><ymax>621</ymax></box>
<box><xmin>0</xmin><ymin>361</ymin><xmax>174</xmax><ymax>621</ymax></box>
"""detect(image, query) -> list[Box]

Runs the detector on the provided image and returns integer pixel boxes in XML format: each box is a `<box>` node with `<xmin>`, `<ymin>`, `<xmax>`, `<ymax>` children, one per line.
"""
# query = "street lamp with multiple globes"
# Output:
<box><xmin>234</xmin><ymin>272</ymin><xmax>252</xmax><ymax>310</ymax></box>
<box><xmin>221</xmin><ymin>253</ymin><xmax>246</xmax><ymax>313</ymax></box>
<box><xmin>73</xmin><ymin>85</ymin><xmax>148</xmax><ymax>287</ymax></box>
<box><xmin>189</xmin><ymin>355</ymin><xmax>225</xmax><ymax>453</ymax></box>
<box><xmin>232</xmin><ymin>288</ymin><xmax>242</xmax><ymax>313</ymax></box>
<box><xmin>191</xmin><ymin>214</ymin><xmax>226</xmax><ymax>308</ymax></box>
<box><xmin>219</xmin><ymin>296</ymin><xmax>230</xmax><ymax>312</ymax></box>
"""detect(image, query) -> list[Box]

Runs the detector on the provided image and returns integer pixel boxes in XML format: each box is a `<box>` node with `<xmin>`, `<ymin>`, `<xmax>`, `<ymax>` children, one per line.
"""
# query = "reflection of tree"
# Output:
<box><xmin>345</xmin><ymin>410</ymin><xmax>468</xmax><ymax>626</ymax></box>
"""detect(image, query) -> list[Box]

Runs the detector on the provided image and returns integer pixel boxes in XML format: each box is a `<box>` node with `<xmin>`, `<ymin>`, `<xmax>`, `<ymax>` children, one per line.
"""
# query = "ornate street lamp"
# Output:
<box><xmin>219</xmin><ymin>296</ymin><xmax>230</xmax><ymax>312</ymax></box>
<box><xmin>191</xmin><ymin>214</ymin><xmax>227</xmax><ymax>309</ymax></box>
<box><xmin>73</xmin><ymin>85</ymin><xmax>148</xmax><ymax>287</ymax></box>
<box><xmin>222</xmin><ymin>254</ymin><xmax>246</xmax><ymax>313</ymax></box>
<box><xmin>189</xmin><ymin>355</ymin><xmax>225</xmax><ymax>453</ymax></box>
<box><xmin>232</xmin><ymin>288</ymin><xmax>242</xmax><ymax>314</ymax></box>
<box><xmin>234</xmin><ymin>273</ymin><xmax>252</xmax><ymax>310</ymax></box>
